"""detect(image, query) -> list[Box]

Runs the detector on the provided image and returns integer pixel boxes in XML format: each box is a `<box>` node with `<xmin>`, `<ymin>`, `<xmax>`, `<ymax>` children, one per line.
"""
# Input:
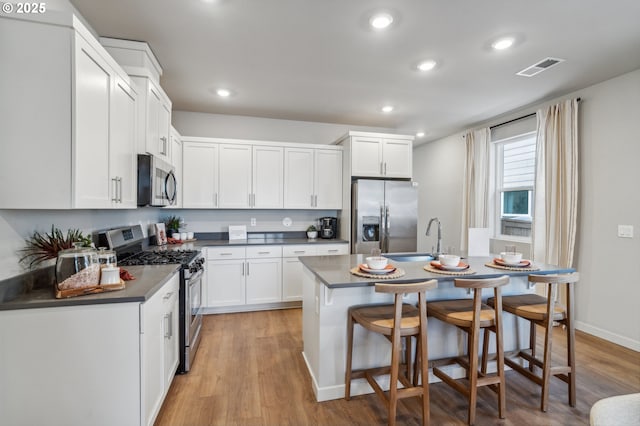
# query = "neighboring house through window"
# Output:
<box><xmin>492</xmin><ymin>122</ymin><xmax>536</xmax><ymax>240</ymax></box>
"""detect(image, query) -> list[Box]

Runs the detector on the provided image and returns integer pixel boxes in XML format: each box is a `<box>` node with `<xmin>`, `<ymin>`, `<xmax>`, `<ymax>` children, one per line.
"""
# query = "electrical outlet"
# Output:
<box><xmin>250</xmin><ymin>218</ymin><xmax>257</xmax><ymax>227</ymax></box>
<box><xmin>617</xmin><ymin>225</ymin><xmax>633</xmax><ymax>238</ymax></box>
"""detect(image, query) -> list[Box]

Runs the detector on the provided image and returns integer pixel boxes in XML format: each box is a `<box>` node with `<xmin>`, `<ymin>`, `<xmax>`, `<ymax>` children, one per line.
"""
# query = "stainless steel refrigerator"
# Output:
<box><xmin>352</xmin><ymin>179</ymin><xmax>418</xmax><ymax>254</ymax></box>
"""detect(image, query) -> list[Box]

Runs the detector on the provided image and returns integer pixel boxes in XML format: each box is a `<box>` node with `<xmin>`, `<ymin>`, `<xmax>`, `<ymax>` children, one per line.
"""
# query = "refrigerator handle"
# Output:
<box><xmin>379</xmin><ymin>205</ymin><xmax>385</xmax><ymax>252</ymax></box>
<box><xmin>385</xmin><ymin>205</ymin><xmax>390</xmax><ymax>252</ymax></box>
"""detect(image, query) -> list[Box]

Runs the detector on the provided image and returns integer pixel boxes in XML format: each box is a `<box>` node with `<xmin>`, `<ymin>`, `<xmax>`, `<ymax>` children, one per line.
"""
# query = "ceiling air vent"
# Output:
<box><xmin>517</xmin><ymin>57</ymin><xmax>565</xmax><ymax>77</ymax></box>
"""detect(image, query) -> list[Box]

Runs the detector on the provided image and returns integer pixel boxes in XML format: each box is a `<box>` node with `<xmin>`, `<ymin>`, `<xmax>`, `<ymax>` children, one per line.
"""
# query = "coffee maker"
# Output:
<box><xmin>319</xmin><ymin>217</ymin><xmax>338</xmax><ymax>239</ymax></box>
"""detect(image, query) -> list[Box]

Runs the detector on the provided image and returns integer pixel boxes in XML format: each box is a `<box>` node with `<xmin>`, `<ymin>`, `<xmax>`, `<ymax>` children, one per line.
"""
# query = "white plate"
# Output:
<box><xmin>430</xmin><ymin>261</ymin><xmax>469</xmax><ymax>271</ymax></box>
<box><xmin>494</xmin><ymin>258</ymin><xmax>531</xmax><ymax>267</ymax></box>
<box><xmin>358</xmin><ymin>264</ymin><xmax>396</xmax><ymax>275</ymax></box>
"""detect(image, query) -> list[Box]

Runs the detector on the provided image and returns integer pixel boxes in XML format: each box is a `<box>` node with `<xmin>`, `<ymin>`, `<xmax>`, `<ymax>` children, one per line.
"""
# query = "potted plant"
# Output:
<box><xmin>165</xmin><ymin>215</ymin><xmax>182</xmax><ymax>235</ymax></box>
<box><xmin>306</xmin><ymin>225</ymin><xmax>318</xmax><ymax>239</ymax></box>
<box><xmin>19</xmin><ymin>225</ymin><xmax>93</xmax><ymax>269</ymax></box>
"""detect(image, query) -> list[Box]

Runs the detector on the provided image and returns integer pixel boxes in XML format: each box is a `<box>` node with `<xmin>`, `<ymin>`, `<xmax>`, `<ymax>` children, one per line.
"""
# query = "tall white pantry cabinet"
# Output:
<box><xmin>0</xmin><ymin>14</ymin><xmax>137</xmax><ymax>209</ymax></box>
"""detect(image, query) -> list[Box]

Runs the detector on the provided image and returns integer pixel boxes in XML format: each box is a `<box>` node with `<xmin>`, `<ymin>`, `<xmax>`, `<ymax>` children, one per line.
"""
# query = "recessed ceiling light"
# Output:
<box><xmin>491</xmin><ymin>37</ymin><xmax>514</xmax><ymax>50</ymax></box>
<box><xmin>416</xmin><ymin>60</ymin><xmax>437</xmax><ymax>72</ymax></box>
<box><xmin>381</xmin><ymin>105</ymin><xmax>394</xmax><ymax>113</ymax></box>
<box><xmin>216</xmin><ymin>88</ymin><xmax>231</xmax><ymax>97</ymax></box>
<box><xmin>370</xmin><ymin>13</ymin><xmax>393</xmax><ymax>30</ymax></box>
<box><xmin>416</xmin><ymin>132</ymin><xmax>425</xmax><ymax>138</ymax></box>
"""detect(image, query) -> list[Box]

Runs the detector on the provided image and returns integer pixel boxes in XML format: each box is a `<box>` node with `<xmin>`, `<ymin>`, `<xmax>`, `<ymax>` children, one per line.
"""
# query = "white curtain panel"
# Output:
<box><xmin>532</xmin><ymin>98</ymin><xmax>579</xmax><ymax>268</ymax></box>
<box><xmin>461</xmin><ymin>127</ymin><xmax>491</xmax><ymax>251</ymax></box>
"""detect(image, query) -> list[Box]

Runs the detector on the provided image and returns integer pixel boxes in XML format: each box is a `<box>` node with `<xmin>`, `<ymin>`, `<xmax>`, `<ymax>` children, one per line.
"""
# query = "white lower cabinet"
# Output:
<box><xmin>246</xmin><ymin>246</ymin><xmax>282</xmax><ymax>304</ymax></box>
<box><xmin>205</xmin><ymin>244</ymin><xmax>347</xmax><ymax>308</ymax></box>
<box><xmin>282</xmin><ymin>244</ymin><xmax>349</xmax><ymax>302</ymax></box>
<box><xmin>0</xmin><ymin>272</ymin><xmax>180</xmax><ymax>426</ymax></box>
<box><xmin>206</xmin><ymin>247</ymin><xmax>246</xmax><ymax>307</ymax></box>
<box><xmin>141</xmin><ymin>273</ymin><xmax>180</xmax><ymax>426</ymax></box>
<box><xmin>205</xmin><ymin>246</ymin><xmax>282</xmax><ymax>308</ymax></box>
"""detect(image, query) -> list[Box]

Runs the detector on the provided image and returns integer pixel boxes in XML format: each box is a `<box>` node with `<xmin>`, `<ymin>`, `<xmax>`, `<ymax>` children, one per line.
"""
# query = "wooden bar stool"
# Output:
<box><xmin>345</xmin><ymin>280</ymin><xmax>437</xmax><ymax>426</ymax></box>
<box><xmin>487</xmin><ymin>272</ymin><xmax>579</xmax><ymax>412</ymax></box>
<box><xmin>426</xmin><ymin>275</ymin><xmax>509</xmax><ymax>425</ymax></box>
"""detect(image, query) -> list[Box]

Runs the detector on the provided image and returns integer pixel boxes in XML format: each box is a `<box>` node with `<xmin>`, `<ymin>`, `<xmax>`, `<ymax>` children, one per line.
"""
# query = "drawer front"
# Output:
<box><xmin>205</xmin><ymin>246</ymin><xmax>246</xmax><ymax>260</ymax></box>
<box><xmin>282</xmin><ymin>245</ymin><xmax>317</xmax><ymax>257</ymax></box>
<box><xmin>246</xmin><ymin>245</ymin><xmax>282</xmax><ymax>258</ymax></box>
<box><xmin>316</xmin><ymin>244</ymin><xmax>349</xmax><ymax>256</ymax></box>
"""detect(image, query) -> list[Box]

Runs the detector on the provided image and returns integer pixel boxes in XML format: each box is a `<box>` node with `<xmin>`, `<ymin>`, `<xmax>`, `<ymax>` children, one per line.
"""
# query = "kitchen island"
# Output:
<box><xmin>300</xmin><ymin>254</ymin><xmax>574</xmax><ymax>402</ymax></box>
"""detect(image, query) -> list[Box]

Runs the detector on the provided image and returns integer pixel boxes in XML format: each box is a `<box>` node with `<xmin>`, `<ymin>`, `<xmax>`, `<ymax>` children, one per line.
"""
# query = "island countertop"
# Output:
<box><xmin>299</xmin><ymin>254</ymin><xmax>575</xmax><ymax>288</ymax></box>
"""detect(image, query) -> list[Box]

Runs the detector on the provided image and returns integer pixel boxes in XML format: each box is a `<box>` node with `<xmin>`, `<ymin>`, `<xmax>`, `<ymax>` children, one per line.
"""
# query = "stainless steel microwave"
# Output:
<box><xmin>137</xmin><ymin>154</ymin><xmax>177</xmax><ymax>207</ymax></box>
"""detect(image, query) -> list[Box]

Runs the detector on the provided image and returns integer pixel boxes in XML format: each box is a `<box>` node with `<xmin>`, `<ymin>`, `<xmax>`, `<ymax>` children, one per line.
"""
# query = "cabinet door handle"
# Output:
<box><xmin>117</xmin><ymin>177</ymin><xmax>123</xmax><ymax>203</ymax></box>
<box><xmin>214</xmin><ymin>192</ymin><xmax>218</xmax><ymax>207</ymax></box>
<box><xmin>163</xmin><ymin>292</ymin><xmax>173</xmax><ymax>300</ymax></box>
<box><xmin>246</xmin><ymin>262</ymin><xmax>250</xmax><ymax>275</ymax></box>
<box><xmin>164</xmin><ymin>313</ymin><xmax>170</xmax><ymax>338</ymax></box>
<box><xmin>111</xmin><ymin>178</ymin><xmax>118</xmax><ymax>202</ymax></box>
<box><xmin>293</xmin><ymin>250</ymin><xmax>305</xmax><ymax>254</ymax></box>
<box><xmin>160</xmin><ymin>137</ymin><xmax>167</xmax><ymax>155</ymax></box>
<box><xmin>258</xmin><ymin>251</ymin><xmax>270</xmax><ymax>255</ymax></box>
<box><xmin>380</xmin><ymin>162</ymin><xmax>384</xmax><ymax>175</ymax></box>
<box><xmin>314</xmin><ymin>194</ymin><xmax>318</xmax><ymax>207</ymax></box>
<box><xmin>328</xmin><ymin>249</ymin><xmax>339</xmax><ymax>253</ymax></box>
<box><xmin>310</xmin><ymin>194</ymin><xmax>314</xmax><ymax>207</ymax></box>
<box><xmin>220</xmin><ymin>252</ymin><xmax>234</xmax><ymax>256</ymax></box>
<box><xmin>384</xmin><ymin>162</ymin><xmax>387</xmax><ymax>175</ymax></box>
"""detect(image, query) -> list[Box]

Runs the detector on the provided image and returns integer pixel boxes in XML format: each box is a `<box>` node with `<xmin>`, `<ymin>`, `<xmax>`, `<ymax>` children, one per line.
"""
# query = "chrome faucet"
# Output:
<box><xmin>426</xmin><ymin>217</ymin><xmax>442</xmax><ymax>255</ymax></box>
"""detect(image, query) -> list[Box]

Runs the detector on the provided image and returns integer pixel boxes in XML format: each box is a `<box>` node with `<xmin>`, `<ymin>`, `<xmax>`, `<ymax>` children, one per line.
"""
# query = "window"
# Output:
<box><xmin>494</xmin><ymin>131</ymin><xmax>536</xmax><ymax>238</ymax></box>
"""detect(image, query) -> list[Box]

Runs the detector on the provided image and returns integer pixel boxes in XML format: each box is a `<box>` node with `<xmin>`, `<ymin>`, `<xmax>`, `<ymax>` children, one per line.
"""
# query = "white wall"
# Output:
<box><xmin>0</xmin><ymin>209</ymin><xmax>163</xmax><ymax>281</ymax></box>
<box><xmin>413</xmin><ymin>69</ymin><xmax>640</xmax><ymax>350</ymax></box>
<box><xmin>412</xmin><ymin>134</ymin><xmax>465</xmax><ymax>254</ymax></box>
<box><xmin>172</xmin><ymin>111</ymin><xmax>393</xmax><ymax>144</ymax></box>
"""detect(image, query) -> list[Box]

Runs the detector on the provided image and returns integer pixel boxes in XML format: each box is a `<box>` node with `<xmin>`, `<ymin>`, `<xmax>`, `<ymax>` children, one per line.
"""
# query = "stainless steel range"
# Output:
<box><xmin>98</xmin><ymin>225</ymin><xmax>204</xmax><ymax>374</ymax></box>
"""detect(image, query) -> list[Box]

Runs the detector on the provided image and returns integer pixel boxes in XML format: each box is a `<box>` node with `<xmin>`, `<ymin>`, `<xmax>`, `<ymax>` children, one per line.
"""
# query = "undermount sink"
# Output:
<box><xmin>384</xmin><ymin>253</ymin><xmax>435</xmax><ymax>262</ymax></box>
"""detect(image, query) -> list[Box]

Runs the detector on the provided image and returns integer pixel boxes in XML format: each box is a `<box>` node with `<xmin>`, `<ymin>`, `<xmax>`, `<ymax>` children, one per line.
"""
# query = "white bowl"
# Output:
<box><xmin>438</xmin><ymin>254</ymin><xmax>461</xmax><ymax>267</ymax></box>
<box><xmin>500</xmin><ymin>252</ymin><xmax>523</xmax><ymax>264</ymax></box>
<box><xmin>366</xmin><ymin>256</ymin><xmax>388</xmax><ymax>270</ymax></box>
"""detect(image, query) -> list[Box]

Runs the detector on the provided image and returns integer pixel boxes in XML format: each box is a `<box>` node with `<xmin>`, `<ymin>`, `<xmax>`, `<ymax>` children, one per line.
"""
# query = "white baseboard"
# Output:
<box><xmin>575</xmin><ymin>321</ymin><xmax>640</xmax><ymax>352</ymax></box>
<box><xmin>301</xmin><ymin>353</ymin><xmax>502</xmax><ymax>402</ymax></box>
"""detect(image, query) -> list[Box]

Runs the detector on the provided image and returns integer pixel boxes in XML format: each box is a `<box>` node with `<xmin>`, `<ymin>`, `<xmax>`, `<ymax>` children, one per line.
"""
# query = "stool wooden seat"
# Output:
<box><xmin>345</xmin><ymin>280</ymin><xmax>437</xmax><ymax>426</ymax></box>
<box><xmin>427</xmin><ymin>275</ymin><xmax>509</xmax><ymax>425</ymax></box>
<box><xmin>487</xmin><ymin>272</ymin><xmax>579</xmax><ymax>412</ymax></box>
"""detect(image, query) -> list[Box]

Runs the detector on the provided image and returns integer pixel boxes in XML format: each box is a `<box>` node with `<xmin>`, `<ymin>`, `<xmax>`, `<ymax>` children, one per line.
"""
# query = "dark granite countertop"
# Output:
<box><xmin>0</xmin><ymin>264</ymin><xmax>180</xmax><ymax>311</ymax></box>
<box><xmin>192</xmin><ymin>238</ymin><xmax>348</xmax><ymax>248</ymax></box>
<box><xmin>300</xmin><ymin>254</ymin><xmax>575</xmax><ymax>289</ymax></box>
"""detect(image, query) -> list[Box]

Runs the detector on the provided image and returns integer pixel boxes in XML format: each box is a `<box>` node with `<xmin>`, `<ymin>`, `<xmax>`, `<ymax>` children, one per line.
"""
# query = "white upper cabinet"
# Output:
<box><xmin>314</xmin><ymin>149</ymin><xmax>343</xmax><ymax>209</ymax></box>
<box><xmin>100</xmin><ymin>38</ymin><xmax>172</xmax><ymax>163</ymax></box>
<box><xmin>182</xmin><ymin>141</ymin><xmax>219</xmax><ymax>208</ymax></box>
<box><xmin>252</xmin><ymin>145</ymin><xmax>284</xmax><ymax>208</ymax></box>
<box><xmin>168</xmin><ymin>127</ymin><xmax>183</xmax><ymax>208</ymax></box>
<box><xmin>283</xmin><ymin>148</ymin><xmax>314</xmax><ymax>208</ymax></box>
<box><xmin>0</xmin><ymin>15</ymin><xmax>137</xmax><ymax>209</ymax></box>
<box><xmin>110</xmin><ymin>76</ymin><xmax>138</xmax><ymax>208</ymax></box>
<box><xmin>218</xmin><ymin>144</ymin><xmax>252</xmax><ymax>208</ymax></box>
<box><xmin>218</xmin><ymin>144</ymin><xmax>284</xmax><ymax>209</ymax></box>
<box><xmin>73</xmin><ymin>33</ymin><xmax>112</xmax><ymax>208</ymax></box>
<box><xmin>284</xmin><ymin>147</ymin><xmax>342</xmax><ymax>209</ymax></box>
<box><xmin>132</xmin><ymin>77</ymin><xmax>172</xmax><ymax>162</ymax></box>
<box><xmin>345</xmin><ymin>132</ymin><xmax>414</xmax><ymax>179</ymax></box>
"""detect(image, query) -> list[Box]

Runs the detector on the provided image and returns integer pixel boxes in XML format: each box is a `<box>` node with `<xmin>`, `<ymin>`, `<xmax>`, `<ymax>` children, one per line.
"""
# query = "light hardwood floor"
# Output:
<box><xmin>155</xmin><ymin>309</ymin><xmax>640</xmax><ymax>425</ymax></box>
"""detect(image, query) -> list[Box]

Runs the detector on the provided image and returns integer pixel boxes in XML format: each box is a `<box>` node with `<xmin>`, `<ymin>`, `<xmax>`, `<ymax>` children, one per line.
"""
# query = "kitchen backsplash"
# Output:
<box><xmin>0</xmin><ymin>208</ymin><xmax>338</xmax><ymax>281</ymax></box>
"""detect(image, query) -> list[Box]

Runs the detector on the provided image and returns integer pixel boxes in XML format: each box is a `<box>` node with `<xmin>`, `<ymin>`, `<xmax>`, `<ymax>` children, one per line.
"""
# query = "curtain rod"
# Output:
<box><xmin>489</xmin><ymin>97</ymin><xmax>581</xmax><ymax>130</ymax></box>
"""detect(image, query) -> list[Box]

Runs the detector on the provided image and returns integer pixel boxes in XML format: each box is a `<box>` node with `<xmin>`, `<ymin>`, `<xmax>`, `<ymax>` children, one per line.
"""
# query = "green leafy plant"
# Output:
<box><xmin>307</xmin><ymin>225</ymin><xmax>317</xmax><ymax>232</ymax></box>
<box><xmin>19</xmin><ymin>225</ymin><xmax>93</xmax><ymax>268</ymax></box>
<box><xmin>165</xmin><ymin>215</ymin><xmax>183</xmax><ymax>232</ymax></box>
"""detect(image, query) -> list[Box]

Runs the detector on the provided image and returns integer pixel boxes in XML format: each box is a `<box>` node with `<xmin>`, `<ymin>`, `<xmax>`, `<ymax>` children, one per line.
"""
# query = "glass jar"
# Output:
<box><xmin>55</xmin><ymin>245</ymin><xmax>100</xmax><ymax>291</ymax></box>
<box><xmin>97</xmin><ymin>247</ymin><xmax>117</xmax><ymax>268</ymax></box>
